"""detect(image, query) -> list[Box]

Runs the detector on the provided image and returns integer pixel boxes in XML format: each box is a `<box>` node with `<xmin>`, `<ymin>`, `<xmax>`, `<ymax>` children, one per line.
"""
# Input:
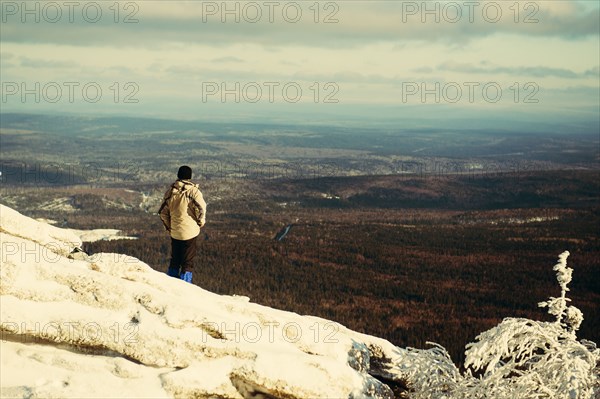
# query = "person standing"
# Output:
<box><xmin>158</xmin><ymin>165</ymin><xmax>206</xmax><ymax>283</ymax></box>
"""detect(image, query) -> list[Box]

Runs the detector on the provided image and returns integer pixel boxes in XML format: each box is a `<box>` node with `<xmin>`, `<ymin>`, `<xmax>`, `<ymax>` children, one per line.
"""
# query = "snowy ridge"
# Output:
<box><xmin>1</xmin><ymin>204</ymin><xmax>598</xmax><ymax>398</ymax></box>
<box><xmin>0</xmin><ymin>204</ymin><xmax>404</xmax><ymax>398</ymax></box>
<box><xmin>0</xmin><ymin>205</ymin><xmax>82</xmax><ymax>258</ymax></box>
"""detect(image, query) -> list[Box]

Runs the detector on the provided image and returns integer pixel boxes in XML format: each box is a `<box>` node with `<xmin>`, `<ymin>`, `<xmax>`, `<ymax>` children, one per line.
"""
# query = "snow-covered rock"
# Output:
<box><xmin>0</xmin><ymin>204</ymin><xmax>406</xmax><ymax>398</ymax></box>
<box><xmin>0</xmin><ymin>205</ymin><xmax>82</xmax><ymax>257</ymax></box>
<box><xmin>4</xmin><ymin>204</ymin><xmax>596</xmax><ymax>398</ymax></box>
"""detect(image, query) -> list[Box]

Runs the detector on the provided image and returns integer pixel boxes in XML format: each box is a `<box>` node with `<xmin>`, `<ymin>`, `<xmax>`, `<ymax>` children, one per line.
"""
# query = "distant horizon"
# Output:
<box><xmin>1</xmin><ymin>108</ymin><xmax>598</xmax><ymax>136</ymax></box>
<box><xmin>1</xmin><ymin>1</ymin><xmax>598</xmax><ymax>130</ymax></box>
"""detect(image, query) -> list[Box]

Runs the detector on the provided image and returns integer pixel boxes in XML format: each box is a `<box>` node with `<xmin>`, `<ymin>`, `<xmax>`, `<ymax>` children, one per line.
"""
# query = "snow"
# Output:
<box><xmin>66</xmin><ymin>228</ymin><xmax>137</xmax><ymax>242</ymax></box>
<box><xmin>1</xmin><ymin>339</ymin><xmax>169</xmax><ymax>399</ymax></box>
<box><xmin>0</xmin><ymin>204</ymin><xmax>400</xmax><ymax>398</ymax></box>
<box><xmin>35</xmin><ymin>218</ymin><xmax>58</xmax><ymax>225</ymax></box>
<box><xmin>35</xmin><ymin>216</ymin><xmax>137</xmax><ymax>242</ymax></box>
<box><xmin>39</xmin><ymin>197</ymin><xmax>77</xmax><ymax>213</ymax></box>
<box><xmin>489</xmin><ymin>216</ymin><xmax>559</xmax><ymax>225</ymax></box>
<box><xmin>0</xmin><ymin>204</ymin><xmax>82</xmax><ymax>257</ymax></box>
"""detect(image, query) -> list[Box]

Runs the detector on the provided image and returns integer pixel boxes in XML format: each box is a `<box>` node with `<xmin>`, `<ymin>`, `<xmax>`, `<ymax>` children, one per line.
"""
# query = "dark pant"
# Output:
<box><xmin>167</xmin><ymin>236</ymin><xmax>197</xmax><ymax>278</ymax></box>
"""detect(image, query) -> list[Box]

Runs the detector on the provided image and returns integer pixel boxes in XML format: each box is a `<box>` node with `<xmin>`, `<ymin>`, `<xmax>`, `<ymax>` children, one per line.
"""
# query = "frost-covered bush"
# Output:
<box><xmin>398</xmin><ymin>251</ymin><xmax>599</xmax><ymax>399</ymax></box>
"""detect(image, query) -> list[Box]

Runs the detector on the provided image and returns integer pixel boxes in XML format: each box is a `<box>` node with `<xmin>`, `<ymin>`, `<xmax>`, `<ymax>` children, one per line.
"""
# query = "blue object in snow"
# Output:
<box><xmin>181</xmin><ymin>271</ymin><xmax>193</xmax><ymax>283</ymax></box>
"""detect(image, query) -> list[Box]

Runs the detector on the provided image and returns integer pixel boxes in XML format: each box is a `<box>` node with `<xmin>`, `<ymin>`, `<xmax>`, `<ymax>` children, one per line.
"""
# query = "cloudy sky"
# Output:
<box><xmin>1</xmin><ymin>0</ymin><xmax>598</xmax><ymax>129</ymax></box>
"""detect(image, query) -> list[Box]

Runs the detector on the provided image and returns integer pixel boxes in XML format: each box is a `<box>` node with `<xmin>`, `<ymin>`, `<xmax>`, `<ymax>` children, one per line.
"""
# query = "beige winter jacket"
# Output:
<box><xmin>159</xmin><ymin>180</ymin><xmax>206</xmax><ymax>241</ymax></box>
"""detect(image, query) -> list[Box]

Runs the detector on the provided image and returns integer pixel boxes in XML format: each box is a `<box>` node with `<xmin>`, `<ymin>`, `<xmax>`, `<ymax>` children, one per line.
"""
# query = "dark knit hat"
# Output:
<box><xmin>177</xmin><ymin>165</ymin><xmax>192</xmax><ymax>180</ymax></box>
